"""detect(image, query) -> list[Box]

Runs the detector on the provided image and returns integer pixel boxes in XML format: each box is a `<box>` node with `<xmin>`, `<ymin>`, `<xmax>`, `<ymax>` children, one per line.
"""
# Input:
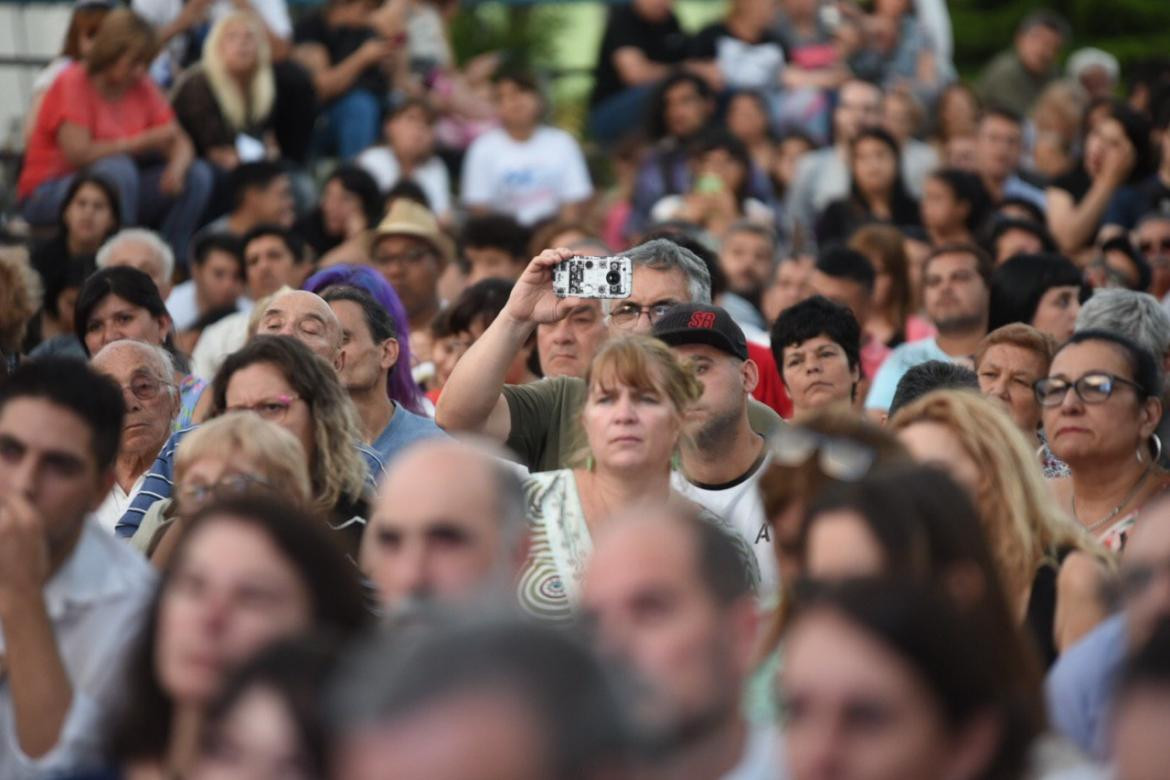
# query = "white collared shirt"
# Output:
<box><xmin>94</xmin><ymin>475</ymin><xmax>147</xmax><ymax>535</ymax></box>
<box><xmin>0</xmin><ymin>519</ymin><xmax>156</xmax><ymax>778</ymax></box>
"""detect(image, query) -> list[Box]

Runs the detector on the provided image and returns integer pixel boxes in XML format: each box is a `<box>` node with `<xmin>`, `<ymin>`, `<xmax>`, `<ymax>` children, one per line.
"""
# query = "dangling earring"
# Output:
<box><xmin>586</xmin><ymin>454</ymin><xmax>595</xmax><ymax>472</ymax></box>
<box><xmin>1151</xmin><ymin>433</ymin><xmax>1163</xmax><ymax>464</ymax></box>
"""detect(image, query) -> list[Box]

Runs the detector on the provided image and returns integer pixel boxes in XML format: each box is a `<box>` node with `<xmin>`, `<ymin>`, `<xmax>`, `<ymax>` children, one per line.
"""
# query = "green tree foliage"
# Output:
<box><xmin>950</xmin><ymin>0</ymin><xmax>1170</xmax><ymax>77</ymax></box>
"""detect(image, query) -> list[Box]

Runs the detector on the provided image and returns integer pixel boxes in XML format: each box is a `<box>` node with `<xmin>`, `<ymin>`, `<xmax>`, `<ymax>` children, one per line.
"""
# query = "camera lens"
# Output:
<box><xmin>606</xmin><ymin>271</ymin><xmax>621</xmax><ymax>285</ymax></box>
<box><xmin>585</xmin><ymin>260</ymin><xmax>594</xmax><ymax>269</ymax></box>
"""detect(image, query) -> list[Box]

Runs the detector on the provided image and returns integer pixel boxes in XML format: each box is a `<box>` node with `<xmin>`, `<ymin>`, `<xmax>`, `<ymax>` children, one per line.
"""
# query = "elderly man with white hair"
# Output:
<box><xmin>254</xmin><ymin>288</ymin><xmax>346</xmax><ymax>369</ymax></box>
<box><xmin>96</xmin><ymin>228</ymin><xmax>175</xmax><ymax>300</ymax></box>
<box><xmin>90</xmin><ymin>340</ymin><xmax>181</xmax><ymax>533</ymax></box>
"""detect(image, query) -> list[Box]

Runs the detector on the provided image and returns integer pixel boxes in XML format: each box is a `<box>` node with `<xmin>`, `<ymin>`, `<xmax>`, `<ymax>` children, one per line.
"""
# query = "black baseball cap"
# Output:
<box><xmin>652</xmin><ymin>303</ymin><xmax>748</xmax><ymax>360</ymax></box>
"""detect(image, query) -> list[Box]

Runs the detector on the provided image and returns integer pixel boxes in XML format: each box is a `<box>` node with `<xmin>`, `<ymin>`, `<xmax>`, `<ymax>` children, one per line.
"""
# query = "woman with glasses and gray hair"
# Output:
<box><xmin>890</xmin><ymin>389</ymin><xmax>1112</xmax><ymax>666</ymax></box>
<box><xmin>1038</xmin><ymin>329</ymin><xmax>1170</xmax><ymax>555</ymax></box>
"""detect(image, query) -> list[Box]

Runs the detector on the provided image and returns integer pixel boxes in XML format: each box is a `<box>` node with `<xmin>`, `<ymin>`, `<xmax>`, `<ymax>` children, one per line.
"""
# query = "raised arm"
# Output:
<box><xmin>435</xmin><ymin>247</ymin><xmax>580</xmax><ymax>440</ymax></box>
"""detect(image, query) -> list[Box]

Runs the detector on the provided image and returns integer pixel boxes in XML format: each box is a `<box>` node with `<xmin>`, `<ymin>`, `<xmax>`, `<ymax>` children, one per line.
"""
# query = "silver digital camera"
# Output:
<box><xmin>552</xmin><ymin>256</ymin><xmax>633</xmax><ymax>299</ymax></box>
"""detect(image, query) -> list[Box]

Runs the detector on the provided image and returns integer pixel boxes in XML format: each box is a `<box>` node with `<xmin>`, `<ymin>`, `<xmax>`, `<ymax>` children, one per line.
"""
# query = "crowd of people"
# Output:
<box><xmin>4</xmin><ymin>0</ymin><xmax>1170</xmax><ymax>777</ymax></box>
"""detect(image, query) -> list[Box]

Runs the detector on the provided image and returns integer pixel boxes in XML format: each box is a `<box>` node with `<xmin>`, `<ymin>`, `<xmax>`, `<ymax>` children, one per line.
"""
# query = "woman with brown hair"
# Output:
<box><xmin>849</xmin><ymin>223</ymin><xmax>934</xmax><ymax>348</ymax></box>
<box><xmin>19</xmin><ymin>8</ymin><xmax>212</xmax><ymax>262</ymax></box>
<box><xmin>518</xmin><ymin>334</ymin><xmax>758</xmax><ymax>622</ymax></box>
<box><xmin>24</xmin><ymin>0</ymin><xmax>114</xmax><ymax>142</ymax></box>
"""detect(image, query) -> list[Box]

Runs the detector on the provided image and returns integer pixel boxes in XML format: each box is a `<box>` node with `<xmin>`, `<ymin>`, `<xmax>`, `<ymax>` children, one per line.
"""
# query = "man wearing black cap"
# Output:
<box><xmin>654</xmin><ymin>304</ymin><xmax>776</xmax><ymax>588</ymax></box>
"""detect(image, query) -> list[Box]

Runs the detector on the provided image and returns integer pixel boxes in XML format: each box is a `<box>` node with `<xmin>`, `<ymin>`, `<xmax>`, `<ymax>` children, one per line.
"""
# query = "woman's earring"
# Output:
<box><xmin>1151</xmin><ymin>433</ymin><xmax>1163</xmax><ymax>464</ymax></box>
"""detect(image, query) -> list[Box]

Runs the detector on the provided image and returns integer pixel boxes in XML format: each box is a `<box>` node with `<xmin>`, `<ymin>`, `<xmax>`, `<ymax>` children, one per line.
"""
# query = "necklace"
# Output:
<box><xmin>1071</xmin><ymin>466</ymin><xmax>1154</xmax><ymax>532</ymax></box>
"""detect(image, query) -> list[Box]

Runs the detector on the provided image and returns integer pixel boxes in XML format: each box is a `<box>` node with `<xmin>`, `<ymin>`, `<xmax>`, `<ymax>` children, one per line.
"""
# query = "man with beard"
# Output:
<box><xmin>359</xmin><ymin>439</ymin><xmax>529</xmax><ymax>615</ymax></box>
<box><xmin>653</xmin><ymin>304</ymin><xmax>776</xmax><ymax>588</ymax></box>
<box><xmin>717</xmin><ymin>221</ymin><xmax>777</xmax><ymax>334</ymax></box>
<box><xmin>322</xmin><ymin>285</ymin><xmax>444</xmax><ymax>464</ymax></box>
<box><xmin>581</xmin><ymin>503</ymin><xmax>776</xmax><ymax>779</ymax></box>
<box><xmin>865</xmin><ymin>243</ymin><xmax>992</xmax><ymax>416</ymax></box>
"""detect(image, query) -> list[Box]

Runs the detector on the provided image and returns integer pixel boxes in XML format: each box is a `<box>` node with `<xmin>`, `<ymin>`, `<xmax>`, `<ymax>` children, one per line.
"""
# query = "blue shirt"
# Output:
<box><xmin>1045</xmin><ymin>613</ymin><xmax>1127</xmax><ymax>761</ymax></box>
<box><xmin>371</xmin><ymin>402</ymin><xmax>447</xmax><ymax>467</ymax></box>
<box><xmin>116</xmin><ymin>426</ymin><xmax>386</xmax><ymax>538</ymax></box>
<box><xmin>865</xmin><ymin>338</ymin><xmax>952</xmax><ymax>412</ymax></box>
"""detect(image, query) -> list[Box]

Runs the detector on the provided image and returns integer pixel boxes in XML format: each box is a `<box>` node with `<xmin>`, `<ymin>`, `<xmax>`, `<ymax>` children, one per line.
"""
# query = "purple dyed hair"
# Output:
<box><xmin>303</xmin><ymin>264</ymin><xmax>426</xmax><ymax>415</ymax></box>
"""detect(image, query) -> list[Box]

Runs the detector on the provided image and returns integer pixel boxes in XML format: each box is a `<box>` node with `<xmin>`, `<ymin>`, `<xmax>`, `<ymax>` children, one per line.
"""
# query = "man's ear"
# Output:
<box><xmin>742</xmin><ymin>358</ymin><xmax>760</xmax><ymax>395</ymax></box>
<box><xmin>382</xmin><ymin>338</ymin><xmax>400</xmax><ymax>372</ymax></box>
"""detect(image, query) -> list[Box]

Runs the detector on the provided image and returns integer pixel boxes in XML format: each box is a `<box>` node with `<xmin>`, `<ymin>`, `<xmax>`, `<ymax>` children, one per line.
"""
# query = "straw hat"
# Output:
<box><xmin>371</xmin><ymin>200</ymin><xmax>453</xmax><ymax>264</ymax></box>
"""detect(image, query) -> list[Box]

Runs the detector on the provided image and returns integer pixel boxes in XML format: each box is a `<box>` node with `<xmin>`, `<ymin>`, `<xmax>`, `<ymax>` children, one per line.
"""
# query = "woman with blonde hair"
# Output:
<box><xmin>889</xmin><ymin>389</ymin><xmax>1112</xmax><ymax>665</ymax></box>
<box><xmin>172</xmin><ymin>12</ymin><xmax>277</xmax><ymax>170</ymax></box>
<box><xmin>519</xmin><ymin>335</ymin><xmax>759</xmax><ymax>622</ymax></box>
<box><xmin>131</xmin><ymin>411</ymin><xmax>313</xmax><ymax>563</ymax></box>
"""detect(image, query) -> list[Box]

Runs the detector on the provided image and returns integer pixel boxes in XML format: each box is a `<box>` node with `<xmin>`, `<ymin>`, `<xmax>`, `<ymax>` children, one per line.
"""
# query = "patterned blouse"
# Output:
<box><xmin>517</xmin><ymin>469</ymin><xmax>761</xmax><ymax>624</ymax></box>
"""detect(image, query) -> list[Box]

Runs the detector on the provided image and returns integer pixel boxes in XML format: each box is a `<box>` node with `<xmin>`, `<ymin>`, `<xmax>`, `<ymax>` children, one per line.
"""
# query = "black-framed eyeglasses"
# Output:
<box><xmin>768</xmin><ymin>426</ymin><xmax>876</xmax><ymax>482</ymax></box>
<box><xmin>608</xmin><ymin>301</ymin><xmax>677</xmax><ymax>328</ymax></box>
<box><xmin>177</xmin><ymin>473</ymin><xmax>272</xmax><ymax>509</ymax></box>
<box><xmin>1033</xmin><ymin>372</ymin><xmax>1144</xmax><ymax>408</ymax></box>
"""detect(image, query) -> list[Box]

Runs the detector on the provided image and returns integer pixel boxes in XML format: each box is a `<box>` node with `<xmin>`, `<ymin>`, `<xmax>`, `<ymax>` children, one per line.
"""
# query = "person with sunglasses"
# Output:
<box><xmin>90</xmin><ymin>340</ymin><xmax>180</xmax><ymax>534</ymax></box>
<box><xmin>1048</xmin><ymin>494</ymin><xmax>1170</xmax><ymax>761</ymax></box>
<box><xmin>1039</xmin><ymin>330</ymin><xmax>1170</xmax><ymax>553</ymax></box>
<box><xmin>436</xmin><ymin>239</ymin><xmax>782</xmax><ymax>473</ymax></box>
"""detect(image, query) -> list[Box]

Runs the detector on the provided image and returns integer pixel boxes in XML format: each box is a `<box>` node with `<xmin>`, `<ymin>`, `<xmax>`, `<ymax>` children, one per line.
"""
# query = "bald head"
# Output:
<box><xmin>581</xmin><ymin>503</ymin><xmax>758</xmax><ymax>740</ymax></box>
<box><xmin>360</xmin><ymin>439</ymin><xmax>527</xmax><ymax>613</ymax></box>
<box><xmin>256</xmin><ymin>289</ymin><xmax>344</xmax><ymax>368</ymax></box>
<box><xmin>91</xmin><ymin>338</ymin><xmax>174</xmax><ymax>382</ymax></box>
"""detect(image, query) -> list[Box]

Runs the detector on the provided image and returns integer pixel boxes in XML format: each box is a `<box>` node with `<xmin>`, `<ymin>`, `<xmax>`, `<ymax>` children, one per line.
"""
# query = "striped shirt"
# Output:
<box><xmin>116</xmin><ymin>426</ymin><xmax>385</xmax><ymax>538</ymax></box>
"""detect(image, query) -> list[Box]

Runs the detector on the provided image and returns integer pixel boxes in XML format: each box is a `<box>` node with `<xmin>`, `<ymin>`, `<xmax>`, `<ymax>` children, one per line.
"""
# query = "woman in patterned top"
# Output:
<box><xmin>518</xmin><ymin>334</ymin><xmax>759</xmax><ymax>622</ymax></box>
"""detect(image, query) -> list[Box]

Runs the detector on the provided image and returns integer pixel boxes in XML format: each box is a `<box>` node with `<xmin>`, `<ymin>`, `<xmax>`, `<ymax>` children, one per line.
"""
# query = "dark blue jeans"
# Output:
<box><xmin>22</xmin><ymin>154</ymin><xmax>213</xmax><ymax>267</ymax></box>
<box><xmin>317</xmin><ymin>88</ymin><xmax>381</xmax><ymax>160</ymax></box>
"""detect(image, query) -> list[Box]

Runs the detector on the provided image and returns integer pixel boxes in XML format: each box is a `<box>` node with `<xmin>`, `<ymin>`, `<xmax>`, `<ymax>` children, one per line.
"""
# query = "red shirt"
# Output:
<box><xmin>19</xmin><ymin>63</ymin><xmax>174</xmax><ymax>198</ymax></box>
<box><xmin>747</xmin><ymin>340</ymin><xmax>792</xmax><ymax>419</ymax></box>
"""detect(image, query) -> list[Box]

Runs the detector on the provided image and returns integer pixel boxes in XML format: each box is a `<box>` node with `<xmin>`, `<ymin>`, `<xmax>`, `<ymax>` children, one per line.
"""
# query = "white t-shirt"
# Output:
<box><xmin>356</xmin><ymin>147</ymin><xmax>453</xmax><ymax>219</ymax></box>
<box><xmin>94</xmin><ymin>475</ymin><xmax>146</xmax><ymax>535</ymax></box>
<box><xmin>460</xmin><ymin>126</ymin><xmax>593</xmax><ymax>226</ymax></box>
<box><xmin>672</xmin><ymin>452</ymin><xmax>778</xmax><ymax>591</ymax></box>
<box><xmin>166</xmin><ymin>280</ymin><xmax>199</xmax><ymax>332</ymax></box>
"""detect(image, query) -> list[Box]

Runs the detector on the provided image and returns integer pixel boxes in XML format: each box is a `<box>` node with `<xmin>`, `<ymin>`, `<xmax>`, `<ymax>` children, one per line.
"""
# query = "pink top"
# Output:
<box><xmin>19</xmin><ymin>63</ymin><xmax>174</xmax><ymax>198</ymax></box>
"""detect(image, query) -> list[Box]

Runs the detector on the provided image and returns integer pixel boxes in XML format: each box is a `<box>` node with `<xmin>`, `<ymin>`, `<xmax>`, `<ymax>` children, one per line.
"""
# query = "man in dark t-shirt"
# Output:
<box><xmin>294</xmin><ymin>0</ymin><xmax>394</xmax><ymax>159</ymax></box>
<box><xmin>587</xmin><ymin>0</ymin><xmax>690</xmax><ymax>144</ymax></box>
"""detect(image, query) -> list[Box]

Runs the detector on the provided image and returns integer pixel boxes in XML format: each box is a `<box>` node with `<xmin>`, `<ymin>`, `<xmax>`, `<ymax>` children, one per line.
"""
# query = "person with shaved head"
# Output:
<box><xmin>360</xmin><ymin>439</ymin><xmax>528</xmax><ymax>615</ymax></box>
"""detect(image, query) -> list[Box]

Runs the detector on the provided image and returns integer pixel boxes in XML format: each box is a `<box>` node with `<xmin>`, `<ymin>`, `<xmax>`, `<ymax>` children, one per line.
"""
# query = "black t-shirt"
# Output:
<box><xmin>1051</xmin><ymin>165</ymin><xmax>1091</xmax><ymax>203</ymax></box>
<box><xmin>1134</xmin><ymin>174</ymin><xmax>1170</xmax><ymax>217</ymax></box>
<box><xmin>590</xmin><ymin>5</ymin><xmax>689</xmax><ymax>107</ymax></box>
<box><xmin>294</xmin><ymin>10</ymin><xmax>388</xmax><ymax>100</ymax></box>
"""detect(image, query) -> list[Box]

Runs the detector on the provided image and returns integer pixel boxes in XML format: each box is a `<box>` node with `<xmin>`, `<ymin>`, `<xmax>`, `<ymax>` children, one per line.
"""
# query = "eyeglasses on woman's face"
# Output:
<box><xmin>1034</xmin><ymin>372</ymin><xmax>1143</xmax><ymax>408</ymax></box>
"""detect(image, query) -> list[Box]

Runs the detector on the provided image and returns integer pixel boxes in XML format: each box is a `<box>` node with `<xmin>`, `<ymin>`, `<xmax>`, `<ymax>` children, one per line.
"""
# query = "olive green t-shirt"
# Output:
<box><xmin>503</xmin><ymin>376</ymin><xmax>783</xmax><ymax>473</ymax></box>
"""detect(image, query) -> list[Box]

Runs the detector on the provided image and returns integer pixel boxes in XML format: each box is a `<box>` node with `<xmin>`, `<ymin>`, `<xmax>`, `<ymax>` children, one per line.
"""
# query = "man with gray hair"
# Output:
<box><xmin>436</xmin><ymin>239</ymin><xmax>781</xmax><ymax>472</ymax></box>
<box><xmin>1076</xmin><ymin>288</ymin><xmax>1170</xmax><ymax>467</ymax></box>
<box><xmin>96</xmin><ymin>229</ymin><xmax>175</xmax><ymax>300</ymax></box>
<box><xmin>90</xmin><ymin>340</ymin><xmax>180</xmax><ymax>533</ymax></box>
<box><xmin>359</xmin><ymin>439</ymin><xmax>529</xmax><ymax>614</ymax></box>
